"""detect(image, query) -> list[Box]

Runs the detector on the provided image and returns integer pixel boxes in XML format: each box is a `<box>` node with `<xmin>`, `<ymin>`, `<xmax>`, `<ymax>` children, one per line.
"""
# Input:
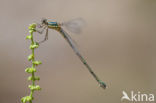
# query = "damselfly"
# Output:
<box><xmin>36</xmin><ymin>18</ymin><xmax>106</xmax><ymax>89</ymax></box>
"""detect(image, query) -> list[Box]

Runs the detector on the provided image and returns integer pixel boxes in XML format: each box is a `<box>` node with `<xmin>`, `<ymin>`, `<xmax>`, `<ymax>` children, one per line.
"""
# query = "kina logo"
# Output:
<box><xmin>121</xmin><ymin>91</ymin><xmax>154</xmax><ymax>102</ymax></box>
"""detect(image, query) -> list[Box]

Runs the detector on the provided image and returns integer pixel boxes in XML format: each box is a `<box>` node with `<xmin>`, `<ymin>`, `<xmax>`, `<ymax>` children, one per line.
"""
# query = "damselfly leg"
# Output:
<box><xmin>36</xmin><ymin>24</ymin><xmax>49</xmax><ymax>44</ymax></box>
<box><xmin>36</xmin><ymin>24</ymin><xmax>47</xmax><ymax>34</ymax></box>
<box><xmin>38</xmin><ymin>27</ymin><xmax>49</xmax><ymax>44</ymax></box>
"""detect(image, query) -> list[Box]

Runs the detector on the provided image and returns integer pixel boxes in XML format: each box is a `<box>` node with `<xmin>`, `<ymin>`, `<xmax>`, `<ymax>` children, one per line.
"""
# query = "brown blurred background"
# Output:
<box><xmin>0</xmin><ymin>0</ymin><xmax>156</xmax><ymax>103</ymax></box>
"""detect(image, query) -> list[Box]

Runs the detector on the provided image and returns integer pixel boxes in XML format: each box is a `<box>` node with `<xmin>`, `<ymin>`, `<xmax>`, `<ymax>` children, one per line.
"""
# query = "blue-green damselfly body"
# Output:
<box><xmin>36</xmin><ymin>18</ymin><xmax>107</xmax><ymax>89</ymax></box>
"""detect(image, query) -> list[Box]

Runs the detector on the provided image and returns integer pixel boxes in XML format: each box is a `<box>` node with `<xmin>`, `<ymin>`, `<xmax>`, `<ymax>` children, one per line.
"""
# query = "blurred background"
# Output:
<box><xmin>0</xmin><ymin>0</ymin><xmax>156</xmax><ymax>103</ymax></box>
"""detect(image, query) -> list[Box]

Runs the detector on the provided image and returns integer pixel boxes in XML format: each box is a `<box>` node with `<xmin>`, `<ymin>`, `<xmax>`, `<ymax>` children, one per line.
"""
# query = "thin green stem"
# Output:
<box><xmin>31</xmin><ymin>33</ymin><xmax>35</xmax><ymax>86</ymax></box>
<box><xmin>21</xmin><ymin>24</ymin><xmax>41</xmax><ymax>103</ymax></box>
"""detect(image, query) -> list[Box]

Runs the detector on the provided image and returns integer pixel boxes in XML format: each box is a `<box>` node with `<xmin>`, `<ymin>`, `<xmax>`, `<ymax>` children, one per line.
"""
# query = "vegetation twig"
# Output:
<box><xmin>21</xmin><ymin>23</ymin><xmax>42</xmax><ymax>103</ymax></box>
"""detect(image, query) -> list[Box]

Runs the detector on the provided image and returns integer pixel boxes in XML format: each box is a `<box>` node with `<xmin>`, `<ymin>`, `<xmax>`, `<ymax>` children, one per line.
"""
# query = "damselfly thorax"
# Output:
<box><xmin>40</xmin><ymin>18</ymin><xmax>61</xmax><ymax>31</ymax></box>
<box><xmin>47</xmin><ymin>22</ymin><xmax>61</xmax><ymax>31</ymax></box>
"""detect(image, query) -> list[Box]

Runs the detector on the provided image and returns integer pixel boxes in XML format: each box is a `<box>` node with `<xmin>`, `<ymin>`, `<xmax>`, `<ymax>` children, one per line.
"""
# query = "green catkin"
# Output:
<box><xmin>21</xmin><ymin>23</ymin><xmax>42</xmax><ymax>103</ymax></box>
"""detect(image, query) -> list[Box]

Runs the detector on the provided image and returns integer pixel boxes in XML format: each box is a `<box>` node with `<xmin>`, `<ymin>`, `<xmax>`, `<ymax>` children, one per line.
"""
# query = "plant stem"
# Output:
<box><xmin>21</xmin><ymin>24</ymin><xmax>41</xmax><ymax>103</ymax></box>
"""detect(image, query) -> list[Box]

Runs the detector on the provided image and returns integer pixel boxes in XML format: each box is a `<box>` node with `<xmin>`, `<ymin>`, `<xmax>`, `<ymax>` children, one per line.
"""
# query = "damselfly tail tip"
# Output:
<box><xmin>99</xmin><ymin>81</ymin><xmax>107</xmax><ymax>89</ymax></box>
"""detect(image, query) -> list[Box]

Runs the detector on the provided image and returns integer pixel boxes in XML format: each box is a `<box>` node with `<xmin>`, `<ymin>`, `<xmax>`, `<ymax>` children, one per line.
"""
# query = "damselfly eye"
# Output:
<box><xmin>41</xmin><ymin>18</ymin><xmax>47</xmax><ymax>24</ymax></box>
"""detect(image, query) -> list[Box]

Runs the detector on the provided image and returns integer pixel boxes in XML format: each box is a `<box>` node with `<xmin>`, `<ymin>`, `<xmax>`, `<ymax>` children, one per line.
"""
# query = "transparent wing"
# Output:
<box><xmin>62</xmin><ymin>18</ymin><xmax>86</xmax><ymax>34</ymax></box>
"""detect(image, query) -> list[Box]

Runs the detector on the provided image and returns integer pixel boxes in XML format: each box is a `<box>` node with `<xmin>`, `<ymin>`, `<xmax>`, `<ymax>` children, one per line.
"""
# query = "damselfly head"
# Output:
<box><xmin>41</xmin><ymin>18</ymin><xmax>48</xmax><ymax>25</ymax></box>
